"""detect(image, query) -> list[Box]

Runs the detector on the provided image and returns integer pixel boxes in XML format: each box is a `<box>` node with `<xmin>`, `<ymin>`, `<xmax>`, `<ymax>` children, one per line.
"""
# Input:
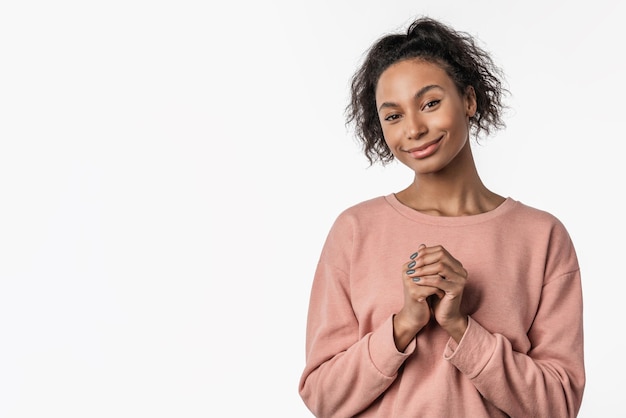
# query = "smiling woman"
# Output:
<box><xmin>376</xmin><ymin>61</ymin><xmax>478</xmax><ymax>178</ymax></box>
<box><xmin>298</xmin><ymin>16</ymin><xmax>585</xmax><ymax>418</ymax></box>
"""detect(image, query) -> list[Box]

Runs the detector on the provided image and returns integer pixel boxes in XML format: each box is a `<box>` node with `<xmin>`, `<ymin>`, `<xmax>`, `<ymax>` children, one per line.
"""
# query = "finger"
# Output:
<box><xmin>405</xmin><ymin>244</ymin><xmax>429</xmax><ymax>275</ymax></box>
<box><xmin>408</xmin><ymin>284</ymin><xmax>442</xmax><ymax>302</ymax></box>
<box><xmin>412</xmin><ymin>244</ymin><xmax>443</xmax><ymax>258</ymax></box>
<box><xmin>413</xmin><ymin>262</ymin><xmax>457</xmax><ymax>281</ymax></box>
<box><xmin>405</xmin><ymin>258</ymin><xmax>418</xmax><ymax>272</ymax></box>
<box><xmin>411</xmin><ymin>273</ymin><xmax>448</xmax><ymax>283</ymax></box>
<box><xmin>416</xmin><ymin>245</ymin><xmax>464</xmax><ymax>267</ymax></box>
<box><xmin>406</xmin><ymin>245</ymin><xmax>457</xmax><ymax>283</ymax></box>
<box><xmin>414</xmin><ymin>255</ymin><xmax>467</xmax><ymax>280</ymax></box>
<box><xmin>405</xmin><ymin>253</ymin><xmax>420</xmax><ymax>275</ymax></box>
<box><xmin>414</xmin><ymin>245</ymin><xmax>457</xmax><ymax>266</ymax></box>
<box><xmin>407</xmin><ymin>243</ymin><xmax>427</xmax><ymax>262</ymax></box>
<box><xmin>412</xmin><ymin>272</ymin><xmax>457</xmax><ymax>293</ymax></box>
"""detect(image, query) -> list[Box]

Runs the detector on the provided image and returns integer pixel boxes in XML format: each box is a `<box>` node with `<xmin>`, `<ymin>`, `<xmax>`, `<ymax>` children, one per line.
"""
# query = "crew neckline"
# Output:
<box><xmin>384</xmin><ymin>193</ymin><xmax>517</xmax><ymax>226</ymax></box>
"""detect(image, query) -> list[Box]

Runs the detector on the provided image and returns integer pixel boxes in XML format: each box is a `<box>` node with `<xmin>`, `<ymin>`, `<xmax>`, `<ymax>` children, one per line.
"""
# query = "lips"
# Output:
<box><xmin>404</xmin><ymin>136</ymin><xmax>443</xmax><ymax>159</ymax></box>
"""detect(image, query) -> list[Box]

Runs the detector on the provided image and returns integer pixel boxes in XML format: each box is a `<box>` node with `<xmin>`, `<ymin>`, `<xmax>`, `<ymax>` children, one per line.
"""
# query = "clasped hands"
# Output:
<box><xmin>394</xmin><ymin>244</ymin><xmax>469</xmax><ymax>346</ymax></box>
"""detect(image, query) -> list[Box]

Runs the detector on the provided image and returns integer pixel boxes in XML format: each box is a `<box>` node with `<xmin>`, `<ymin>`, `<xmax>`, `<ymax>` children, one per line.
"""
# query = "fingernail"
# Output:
<box><xmin>412</xmin><ymin>277</ymin><xmax>421</xmax><ymax>282</ymax></box>
<box><xmin>410</xmin><ymin>252</ymin><xmax>418</xmax><ymax>259</ymax></box>
<box><xmin>408</xmin><ymin>261</ymin><xmax>416</xmax><ymax>268</ymax></box>
<box><xmin>406</xmin><ymin>269</ymin><xmax>415</xmax><ymax>275</ymax></box>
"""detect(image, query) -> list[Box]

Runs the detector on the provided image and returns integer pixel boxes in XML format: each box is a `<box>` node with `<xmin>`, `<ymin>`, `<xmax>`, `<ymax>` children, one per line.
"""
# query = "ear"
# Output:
<box><xmin>464</xmin><ymin>86</ymin><xmax>477</xmax><ymax>118</ymax></box>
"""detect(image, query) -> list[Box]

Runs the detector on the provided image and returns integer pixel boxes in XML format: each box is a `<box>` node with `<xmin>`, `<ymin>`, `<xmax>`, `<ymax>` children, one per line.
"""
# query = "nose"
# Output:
<box><xmin>406</xmin><ymin>112</ymin><xmax>427</xmax><ymax>140</ymax></box>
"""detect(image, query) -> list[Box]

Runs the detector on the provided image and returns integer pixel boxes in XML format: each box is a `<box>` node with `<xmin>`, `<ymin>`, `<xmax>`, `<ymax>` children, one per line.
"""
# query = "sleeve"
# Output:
<box><xmin>298</xmin><ymin>216</ymin><xmax>415</xmax><ymax>418</ymax></box>
<box><xmin>443</xmin><ymin>224</ymin><xmax>585</xmax><ymax>418</ymax></box>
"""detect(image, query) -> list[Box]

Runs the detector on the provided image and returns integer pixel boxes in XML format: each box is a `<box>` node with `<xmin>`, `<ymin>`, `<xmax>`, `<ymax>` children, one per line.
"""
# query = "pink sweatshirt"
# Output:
<box><xmin>299</xmin><ymin>194</ymin><xmax>585</xmax><ymax>417</ymax></box>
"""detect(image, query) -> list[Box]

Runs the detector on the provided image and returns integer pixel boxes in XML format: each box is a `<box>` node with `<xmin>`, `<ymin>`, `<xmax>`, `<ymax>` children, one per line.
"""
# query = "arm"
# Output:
<box><xmin>298</xmin><ymin>261</ymin><xmax>414</xmax><ymax>418</ymax></box>
<box><xmin>444</xmin><ymin>270</ymin><xmax>585</xmax><ymax>417</ymax></box>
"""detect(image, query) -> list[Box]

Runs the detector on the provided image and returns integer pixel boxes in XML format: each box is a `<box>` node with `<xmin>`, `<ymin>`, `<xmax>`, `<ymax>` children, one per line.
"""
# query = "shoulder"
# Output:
<box><xmin>336</xmin><ymin>195</ymin><xmax>390</xmax><ymax>221</ymax></box>
<box><xmin>329</xmin><ymin>195</ymin><xmax>400</xmax><ymax>235</ymax></box>
<box><xmin>317</xmin><ymin>196</ymin><xmax>389</xmax><ymax>266</ymax></box>
<box><xmin>509</xmin><ymin>198</ymin><xmax>579</xmax><ymax>274</ymax></box>
<box><xmin>508</xmin><ymin>199</ymin><xmax>570</xmax><ymax>233</ymax></box>
<box><xmin>321</xmin><ymin>195</ymin><xmax>390</xmax><ymax>249</ymax></box>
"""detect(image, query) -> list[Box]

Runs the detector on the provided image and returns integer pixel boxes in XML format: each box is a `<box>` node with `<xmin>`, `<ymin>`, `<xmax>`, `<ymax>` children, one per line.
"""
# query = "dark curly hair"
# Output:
<box><xmin>346</xmin><ymin>17</ymin><xmax>508</xmax><ymax>166</ymax></box>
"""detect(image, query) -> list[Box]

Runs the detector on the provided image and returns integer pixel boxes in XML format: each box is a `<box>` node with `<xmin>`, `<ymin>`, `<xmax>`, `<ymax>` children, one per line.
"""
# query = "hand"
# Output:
<box><xmin>393</xmin><ymin>250</ymin><xmax>444</xmax><ymax>351</ymax></box>
<box><xmin>409</xmin><ymin>244</ymin><xmax>468</xmax><ymax>342</ymax></box>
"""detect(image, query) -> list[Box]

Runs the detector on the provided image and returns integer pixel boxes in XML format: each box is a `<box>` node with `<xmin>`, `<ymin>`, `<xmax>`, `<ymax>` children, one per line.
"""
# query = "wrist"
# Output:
<box><xmin>393</xmin><ymin>312</ymin><xmax>427</xmax><ymax>352</ymax></box>
<box><xmin>442</xmin><ymin>316</ymin><xmax>468</xmax><ymax>344</ymax></box>
<box><xmin>396</xmin><ymin>308</ymin><xmax>429</xmax><ymax>332</ymax></box>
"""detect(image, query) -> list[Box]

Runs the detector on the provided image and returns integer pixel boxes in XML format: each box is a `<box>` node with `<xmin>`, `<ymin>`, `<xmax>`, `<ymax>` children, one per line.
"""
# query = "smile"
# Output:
<box><xmin>404</xmin><ymin>136</ymin><xmax>443</xmax><ymax>159</ymax></box>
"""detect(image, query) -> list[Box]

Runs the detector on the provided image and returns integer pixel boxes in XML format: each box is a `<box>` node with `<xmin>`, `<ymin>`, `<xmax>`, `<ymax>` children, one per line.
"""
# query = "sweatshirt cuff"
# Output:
<box><xmin>443</xmin><ymin>316</ymin><xmax>497</xmax><ymax>379</ymax></box>
<box><xmin>368</xmin><ymin>315</ymin><xmax>415</xmax><ymax>377</ymax></box>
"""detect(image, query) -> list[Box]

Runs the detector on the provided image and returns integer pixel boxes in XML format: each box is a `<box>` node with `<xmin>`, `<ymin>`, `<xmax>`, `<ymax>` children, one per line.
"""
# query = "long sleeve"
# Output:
<box><xmin>298</xmin><ymin>260</ymin><xmax>415</xmax><ymax>418</ymax></box>
<box><xmin>444</xmin><ymin>250</ymin><xmax>585</xmax><ymax>417</ymax></box>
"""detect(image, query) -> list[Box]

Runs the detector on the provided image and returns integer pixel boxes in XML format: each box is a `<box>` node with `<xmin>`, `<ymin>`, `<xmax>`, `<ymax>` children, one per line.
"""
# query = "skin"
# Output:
<box><xmin>374</xmin><ymin>58</ymin><xmax>505</xmax><ymax>351</ymax></box>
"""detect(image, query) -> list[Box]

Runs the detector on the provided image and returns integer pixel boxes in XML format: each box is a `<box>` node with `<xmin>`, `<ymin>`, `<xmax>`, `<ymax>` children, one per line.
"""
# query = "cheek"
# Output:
<box><xmin>381</xmin><ymin>125</ymin><xmax>404</xmax><ymax>155</ymax></box>
<box><xmin>431</xmin><ymin>112</ymin><xmax>454</xmax><ymax>127</ymax></box>
<box><xmin>436</xmin><ymin>111</ymin><xmax>469</xmax><ymax>136</ymax></box>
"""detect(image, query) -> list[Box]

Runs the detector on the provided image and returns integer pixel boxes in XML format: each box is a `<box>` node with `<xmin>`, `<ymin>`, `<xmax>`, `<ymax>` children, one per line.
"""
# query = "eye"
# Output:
<box><xmin>424</xmin><ymin>99</ymin><xmax>441</xmax><ymax>110</ymax></box>
<box><xmin>384</xmin><ymin>113</ymin><xmax>401</xmax><ymax>122</ymax></box>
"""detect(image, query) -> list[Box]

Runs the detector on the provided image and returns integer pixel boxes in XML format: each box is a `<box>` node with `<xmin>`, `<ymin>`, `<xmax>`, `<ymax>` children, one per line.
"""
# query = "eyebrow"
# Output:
<box><xmin>377</xmin><ymin>84</ymin><xmax>442</xmax><ymax>113</ymax></box>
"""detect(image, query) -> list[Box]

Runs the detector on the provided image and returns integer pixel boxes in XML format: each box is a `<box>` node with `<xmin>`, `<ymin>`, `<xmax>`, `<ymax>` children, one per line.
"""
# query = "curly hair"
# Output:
<box><xmin>346</xmin><ymin>17</ymin><xmax>508</xmax><ymax>166</ymax></box>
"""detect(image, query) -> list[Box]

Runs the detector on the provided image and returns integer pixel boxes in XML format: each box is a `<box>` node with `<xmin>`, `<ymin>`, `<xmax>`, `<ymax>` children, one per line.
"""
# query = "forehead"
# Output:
<box><xmin>375</xmin><ymin>59</ymin><xmax>454</xmax><ymax>100</ymax></box>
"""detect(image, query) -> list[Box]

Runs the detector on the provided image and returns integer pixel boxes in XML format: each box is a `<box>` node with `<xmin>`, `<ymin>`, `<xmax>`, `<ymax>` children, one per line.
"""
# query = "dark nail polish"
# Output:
<box><xmin>406</xmin><ymin>269</ymin><xmax>415</xmax><ymax>275</ymax></box>
<box><xmin>408</xmin><ymin>261</ymin><xmax>416</xmax><ymax>268</ymax></box>
<box><xmin>410</xmin><ymin>252</ymin><xmax>418</xmax><ymax>259</ymax></box>
<box><xmin>412</xmin><ymin>277</ymin><xmax>421</xmax><ymax>282</ymax></box>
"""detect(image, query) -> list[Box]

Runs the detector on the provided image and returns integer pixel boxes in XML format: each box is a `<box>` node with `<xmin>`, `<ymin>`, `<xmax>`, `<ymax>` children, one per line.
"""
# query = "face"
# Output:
<box><xmin>375</xmin><ymin>59</ymin><xmax>477</xmax><ymax>175</ymax></box>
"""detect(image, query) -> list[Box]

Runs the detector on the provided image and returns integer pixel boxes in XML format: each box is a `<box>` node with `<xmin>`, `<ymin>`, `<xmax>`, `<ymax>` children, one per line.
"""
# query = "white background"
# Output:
<box><xmin>0</xmin><ymin>1</ymin><xmax>623</xmax><ymax>417</ymax></box>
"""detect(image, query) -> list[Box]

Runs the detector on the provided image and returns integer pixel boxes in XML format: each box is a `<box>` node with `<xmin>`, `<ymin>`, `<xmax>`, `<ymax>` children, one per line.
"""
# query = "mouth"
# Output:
<box><xmin>404</xmin><ymin>136</ymin><xmax>443</xmax><ymax>159</ymax></box>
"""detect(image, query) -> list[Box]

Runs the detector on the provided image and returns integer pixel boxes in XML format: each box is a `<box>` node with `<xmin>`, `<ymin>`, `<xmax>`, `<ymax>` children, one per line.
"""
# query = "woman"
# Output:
<box><xmin>298</xmin><ymin>17</ymin><xmax>585</xmax><ymax>417</ymax></box>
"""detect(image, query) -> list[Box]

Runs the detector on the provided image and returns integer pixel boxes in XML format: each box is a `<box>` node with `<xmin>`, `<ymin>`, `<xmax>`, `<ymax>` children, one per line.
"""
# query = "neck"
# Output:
<box><xmin>396</xmin><ymin>144</ymin><xmax>504</xmax><ymax>217</ymax></box>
